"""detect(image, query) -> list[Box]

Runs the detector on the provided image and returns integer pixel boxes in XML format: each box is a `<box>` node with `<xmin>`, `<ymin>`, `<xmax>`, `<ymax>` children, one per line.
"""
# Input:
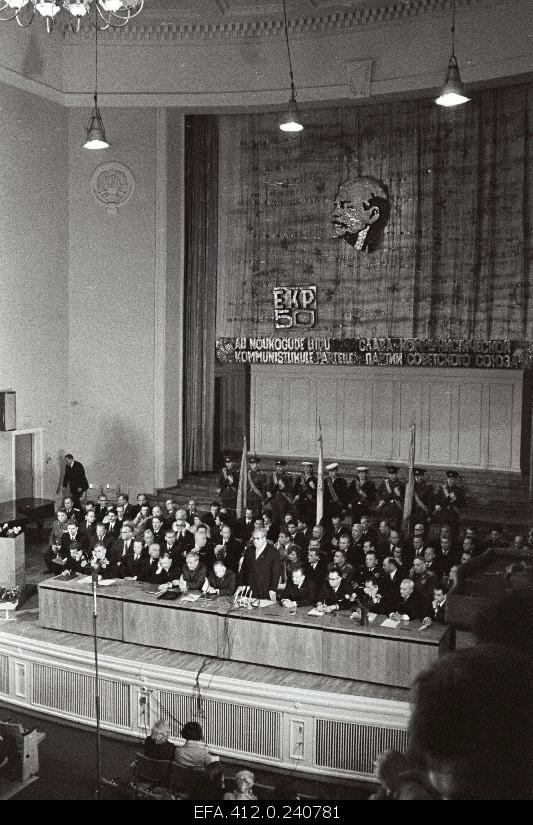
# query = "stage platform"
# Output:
<box><xmin>0</xmin><ymin>596</ymin><xmax>411</xmax><ymax>782</ymax></box>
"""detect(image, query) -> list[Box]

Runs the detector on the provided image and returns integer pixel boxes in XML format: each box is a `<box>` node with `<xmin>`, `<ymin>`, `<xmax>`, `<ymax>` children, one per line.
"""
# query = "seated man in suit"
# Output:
<box><xmin>147</xmin><ymin>552</ymin><xmax>180</xmax><ymax>590</ymax></box>
<box><xmin>205</xmin><ymin>558</ymin><xmax>237</xmax><ymax>597</ymax></box>
<box><xmin>316</xmin><ymin>566</ymin><xmax>354</xmax><ymax>613</ymax></box>
<box><xmin>427</xmin><ymin>585</ymin><xmax>448</xmax><ymax>624</ymax></box>
<box><xmin>44</xmin><ymin>508</ymin><xmax>71</xmax><ymax>572</ymax></box>
<box><xmin>389</xmin><ymin>578</ymin><xmax>424</xmax><ymax>621</ymax></box>
<box><xmin>332</xmin><ymin>549</ymin><xmax>355</xmax><ymax>587</ymax></box>
<box><xmin>305</xmin><ymin>543</ymin><xmax>328</xmax><ymax>585</ymax></box>
<box><xmin>178</xmin><ymin>552</ymin><xmax>207</xmax><ymax>593</ymax></box>
<box><xmin>356</xmin><ymin>550</ymin><xmax>383</xmax><ymax>587</ymax></box>
<box><xmin>139</xmin><ymin>543</ymin><xmax>161</xmax><ymax>582</ymax></box>
<box><xmin>351</xmin><ymin>577</ymin><xmax>389</xmax><ymax>621</ymax></box>
<box><xmin>55</xmin><ymin>521</ymin><xmax>90</xmax><ymax>573</ymax></box>
<box><xmin>279</xmin><ymin>565</ymin><xmax>316</xmax><ymax>608</ymax></box>
<box><xmin>61</xmin><ymin>542</ymin><xmax>90</xmax><ymax>576</ymax></box>
<box><xmin>90</xmin><ymin>542</ymin><xmax>118</xmax><ymax>579</ymax></box>
<box><xmin>121</xmin><ymin>537</ymin><xmax>147</xmax><ymax>580</ymax></box>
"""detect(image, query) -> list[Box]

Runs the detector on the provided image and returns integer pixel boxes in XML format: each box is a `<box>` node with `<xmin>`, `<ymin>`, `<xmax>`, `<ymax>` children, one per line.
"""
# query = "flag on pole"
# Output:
<box><xmin>402</xmin><ymin>421</ymin><xmax>416</xmax><ymax>534</ymax></box>
<box><xmin>316</xmin><ymin>418</ymin><xmax>324</xmax><ymax>526</ymax></box>
<box><xmin>235</xmin><ymin>436</ymin><xmax>248</xmax><ymax>519</ymax></box>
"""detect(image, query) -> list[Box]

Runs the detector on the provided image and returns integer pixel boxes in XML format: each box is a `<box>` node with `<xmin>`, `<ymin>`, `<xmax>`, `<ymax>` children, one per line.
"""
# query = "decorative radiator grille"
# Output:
<box><xmin>315</xmin><ymin>719</ymin><xmax>409</xmax><ymax>775</ymax></box>
<box><xmin>160</xmin><ymin>692</ymin><xmax>282</xmax><ymax>760</ymax></box>
<box><xmin>0</xmin><ymin>654</ymin><xmax>8</xmax><ymax>695</ymax></box>
<box><xmin>32</xmin><ymin>664</ymin><xmax>131</xmax><ymax>728</ymax></box>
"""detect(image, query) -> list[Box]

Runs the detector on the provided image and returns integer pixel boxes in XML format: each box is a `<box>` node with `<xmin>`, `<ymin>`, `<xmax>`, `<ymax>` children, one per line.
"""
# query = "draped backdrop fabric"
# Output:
<box><xmin>184</xmin><ymin>115</ymin><xmax>218</xmax><ymax>473</ymax></box>
<box><xmin>216</xmin><ymin>82</ymin><xmax>532</xmax><ymax>341</ymax></box>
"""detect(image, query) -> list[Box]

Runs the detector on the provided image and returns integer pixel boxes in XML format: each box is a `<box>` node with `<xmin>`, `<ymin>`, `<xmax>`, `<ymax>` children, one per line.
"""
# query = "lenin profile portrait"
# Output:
<box><xmin>331</xmin><ymin>176</ymin><xmax>391</xmax><ymax>252</ymax></box>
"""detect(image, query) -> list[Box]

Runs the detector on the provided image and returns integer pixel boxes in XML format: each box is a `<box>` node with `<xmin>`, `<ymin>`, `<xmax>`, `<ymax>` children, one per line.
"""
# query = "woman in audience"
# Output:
<box><xmin>174</xmin><ymin>722</ymin><xmax>218</xmax><ymax>769</ymax></box>
<box><xmin>144</xmin><ymin>719</ymin><xmax>176</xmax><ymax>762</ymax></box>
<box><xmin>223</xmin><ymin>769</ymin><xmax>258</xmax><ymax>800</ymax></box>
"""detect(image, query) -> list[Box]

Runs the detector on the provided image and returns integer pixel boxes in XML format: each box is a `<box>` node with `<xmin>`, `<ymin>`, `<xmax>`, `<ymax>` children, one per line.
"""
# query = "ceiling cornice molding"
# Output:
<box><xmin>62</xmin><ymin>0</ymin><xmax>489</xmax><ymax>44</ymax></box>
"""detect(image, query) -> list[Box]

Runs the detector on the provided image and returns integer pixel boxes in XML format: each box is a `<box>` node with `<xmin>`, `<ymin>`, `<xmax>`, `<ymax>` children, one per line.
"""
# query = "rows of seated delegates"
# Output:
<box><xmin>44</xmin><ymin>456</ymin><xmax>533</xmax><ymax>626</ymax></box>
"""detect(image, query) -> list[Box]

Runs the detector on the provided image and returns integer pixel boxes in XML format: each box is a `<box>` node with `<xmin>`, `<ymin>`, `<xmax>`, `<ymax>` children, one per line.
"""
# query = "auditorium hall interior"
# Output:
<box><xmin>0</xmin><ymin>0</ymin><xmax>532</xmax><ymax>803</ymax></box>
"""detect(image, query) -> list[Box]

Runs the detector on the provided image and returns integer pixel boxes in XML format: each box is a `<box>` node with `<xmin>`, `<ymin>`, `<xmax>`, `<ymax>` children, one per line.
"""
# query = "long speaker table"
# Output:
<box><xmin>38</xmin><ymin>577</ymin><xmax>451</xmax><ymax>688</ymax></box>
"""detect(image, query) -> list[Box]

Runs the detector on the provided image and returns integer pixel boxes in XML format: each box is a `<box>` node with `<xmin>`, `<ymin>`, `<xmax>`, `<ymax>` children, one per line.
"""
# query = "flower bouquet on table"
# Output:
<box><xmin>0</xmin><ymin>585</ymin><xmax>21</xmax><ymax>620</ymax></box>
<box><xmin>0</xmin><ymin>524</ymin><xmax>22</xmax><ymax>538</ymax></box>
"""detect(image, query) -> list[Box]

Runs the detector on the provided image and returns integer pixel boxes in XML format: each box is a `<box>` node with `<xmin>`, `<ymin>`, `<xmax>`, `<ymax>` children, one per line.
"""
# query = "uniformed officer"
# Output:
<box><xmin>293</xmin><ymin>461</ymin><xmax>317</xmax><ymax>526</ymax></box>
<box><xmin>433</xmin><ymin>470</ymin><xmax>465</xmax><ymax>536</ymax></box>
<box><xmin>377</xmin><ymin>466</ymin><xmax>405</xmax><ymax>528</ymax></box>
<box><xmin>323</xmin><ymin>463</ymin><xmax>348</xmax><ymax>520</ymax></box>
<box><xmin>246</xmin><ymin>455</ymin><xmax>266</xmax><ymax>516</ymax></box>
<box><xmin>266</xmin><ymin>460</ymin><xmax>295</xmax><ymax>527</ymax></box>
<box><xmin>411</xmin><ymin>468</ymin><xmax>434</xmax><ymax>526</ymax></box>
<box><xmin>347</xmin><ymin>466</ymin><xmax>377</xmax><ymax>521</ymax></box>
<box><xmin>217</xmin><ymin>455</ymin><xmax>240</xmax><ymax>513</ymax></box>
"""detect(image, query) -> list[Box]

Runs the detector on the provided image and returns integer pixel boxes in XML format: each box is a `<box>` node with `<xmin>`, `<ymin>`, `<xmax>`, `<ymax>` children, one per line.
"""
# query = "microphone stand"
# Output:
<box><xmin>91</xmin><ymin>565</ymin><xmax>102</xmax><ymax>800</ymax></box>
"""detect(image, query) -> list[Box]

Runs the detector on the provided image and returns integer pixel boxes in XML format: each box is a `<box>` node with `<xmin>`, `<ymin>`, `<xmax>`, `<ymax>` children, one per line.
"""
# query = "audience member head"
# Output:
<box><xmin>137</xmin><ymin>493</ymin><xmax>148</xmax><ymax>507</ymax></box>
<box><xmin>460</xmin><ymin>549</ymin><xmax>472</xmax><ymax>564</ymax></box>
<box><xmin>392</xmin><ymin>546</ymin><xmax>404</xmax><ymax>566</ymax></box>
<box><xmin>67</xmin><ymin>522</ymin><xmax>78</xmax><ymax>538</ymax></box>
<box><xmin>333</xmin><ymin>549</ymin><xmax>347</xmax><ymax>567</ymax></box>
<box><xmin>360</xmin><ymin>514</ymin><xmax>371</xmax><ymax>531</ymax></box>
<box><xmin>181</xmin><ymin>721</ymin><xmax>203</xmax><ymax>741</ymax></box>
<box><xmin>413</xmin><ymin>523</ymin><xmax>425</xmax><ymax>537</ymax></box>
<box><xmin>379</xmin><ymin>520</ymin><xmax>390</xmax><ymax>537</ymax></box>
<box><xmin>400</xmin><ymin>578</ymin><xmax>414</xmax><ymax>599</ymax></box>
<box><xmin>462</xmin><ymin>536</ymin><xmax>476</xmax><ymax>555</ymax></box>
<box><xmin>213</xmin><ymin>559</ymin><xmax>227</xmax><ymax>578</ymax></box>
<box><xmin>56</xmin><ymin>508</ymin><xmax>68</xmax><ymax>524</ymax></box>
<box><xmin>234</xmin><ymin>769</ymin><xmax>255</xmax><ymax>797</ymax></box>
<box><xmin>159</xmin><ymin>553</ymin><xmax>172</xmax><ymax>571</ymax></box>
<box><xmin>287</xmin><ymin>546</ymin><xmax>301</xmax><ymax>566</ymax></box>
<box><xmin>143</xmin><ymin>528</ymin><xmax>155</xmax><ymax>545</ymax></box>
<box><xmin>185</xmin><ymin>551</ymin><xmax>200</xmax><ymax>570</ymax></box>
<box><xmin>307</xmin><ymin>543</ymin><xmax>321</xmax><ymax>562</ymax></box>
<box><xmin>64</xmin><ymin>496</ymin><xmax>74</xmax><ymax>511</ymax></box>
<box><xmin>220</xmin><ymin>524</ymin><xmax>232</xmax><ymax>542</ymax></box>
<box><xmin>121</xmin><ymin>524</ymin><xmax>133</xmax><ymax>542</ymax></box>
<box><xmin>424</xmin><ymin>546</ymin><xmax>437</xmax><ymax>565</ymax></box>
<box><xmin>433</xmin><ymin>585</ymin><xmax>446</xmax><ymax>605</ymax></box>
<box><xmin>150</xmin><ymin>719</ymin><xmax>171</xmax><ymax>744</ymax></box>
<box><xmin>351</xmin><ymin>524</ymin><xmax>364</xmax><ymax>542</ymax></box>
<box><xmin>312</xmin><ymin>525</ymin><xmax>324</xmax><ymax>540</ymax></box>
<box><xmin>383</xmin><ymin>556</ymin><xmax>399</xmax><ymax>575</ymax></box>
<box><xmin>209</xmin><ymin>501</ymin><xmax>220</xmax><ymax>515</ymax></box>
<box><xmin>98</xmin><ymin>494</ymin><xmax>108</xmax><ymax>509</ymax></box>
<box><xmin>409</xmin><ymin>645</ymin><xmax>533</xmax><ymax>799</ymax></box>
<box><xmin>473</xmin><ymin>588</ymin><xmax>533</xmax><ymax>660</ymax></box>
<box><xmin>412</xmin><ymin>536</ymin><xmax>424</xmax><ymax>554</ymax></box>
<box><xmin>327</xmin><ymin>566</ymin><xmax>343</xmax><ymax>588</ymax></box>
<box><xmin>389</xmin><ymin>530</ymin><xmax>401</xmax><ymax>548</ymax></box>
<box><xmin>338</xmin><ymin>534</ymin><xmax>351</xmax><ymax>553</ymax></box>
<box><xmin>363</xmin><ymin>539</ymin><xmax>375</xmax><ymax>556</ymax></box>
<box><xmin>148</xmin><ymin>543</ymin><xmax>160</xmax><ymax>560</ymax></box>
<box><xmin>411</xmin><ymin>557</ymin><xmax>427</xmax><ymax>576</ymax></box>
<box><xmin>291</xmin><ymin>566</ymin><xmax>306</xmax><ymax>586</ymax></box>
<box><xmin>365</xmin><ymin>551</ymin><xmax>378</xmax><ymax>570</ymax></box>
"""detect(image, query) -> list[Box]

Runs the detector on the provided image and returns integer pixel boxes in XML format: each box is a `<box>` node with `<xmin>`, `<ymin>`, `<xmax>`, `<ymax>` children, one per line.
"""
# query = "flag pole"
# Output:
<box><xmin>235</xmin><ymin>434</ymin><xmax>247</xmax><ymax>520</ymax></box>
<box><xmin>402</xmin><ymin>418</ymin><xmax>416</xmax><ymax>538</ymax></box>
<box><xmin>316</xmin><ymin>415</ymin><xmax>324</xmax><ymax>527</ymax></box>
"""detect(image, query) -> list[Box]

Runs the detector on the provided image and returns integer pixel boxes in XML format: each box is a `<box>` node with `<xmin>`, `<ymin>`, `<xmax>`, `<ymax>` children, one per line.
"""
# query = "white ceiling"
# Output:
<box><xmin>143</xmin><ymin>0</ymin><xmax>407</xmax><ymax>18</ymax></box>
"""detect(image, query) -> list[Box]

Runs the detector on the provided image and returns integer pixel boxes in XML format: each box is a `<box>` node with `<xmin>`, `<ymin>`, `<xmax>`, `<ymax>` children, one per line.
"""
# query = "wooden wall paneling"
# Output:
<box><xmin>341</xmin><ymin>379</ymin><xmax>366</xmax><ymax>459</ymax></box>
<box><xmin>427</xmin><ymin>383</ymin><xmax>453</xmax><ymax>465</ymax></box>
<box><xmin>398</xmin><ymin>381</ymin><xmax>422</xmax><ymax>463</ymax></box>
<box><xmin>458</xmin><ymin>382</ymin><xmax>483</xmax><ymax>467</ymax></box>
<box><xmin>123</xmin><ymin>602</ymin><xmax>219</xmax><ymax>656</ymax></box>
<box><xmin>226</xmin><ymin>616</ymin><xmax>323</xmax><ymax>673</ymax></box>
<box><xmin>249</xmin><ymin>366</ymin><xmax>523</xmax><ymax>470</ymax></box>
<box><xmin>370</xmin><ymin>379</ymin><xmax>395</xmax><ymax>459</ymax></box>
<box><xmin>487</xmin><ymin>383</ymin><xmax>514</xmax><ymax>468</ymax></box>
<box><xmin>316</xmin><ymin>376</ymin><xmax>338</xmax><ymax>458</ymax></box>
<box><xmin>261</xmin><ymin>377</ymin><xmax>285</xmax><ymax>454</ymax></box>
<box><xmin>287</xmin><ymin>379</ymin><xmax>312</xmax><ymax>456</ymax></box>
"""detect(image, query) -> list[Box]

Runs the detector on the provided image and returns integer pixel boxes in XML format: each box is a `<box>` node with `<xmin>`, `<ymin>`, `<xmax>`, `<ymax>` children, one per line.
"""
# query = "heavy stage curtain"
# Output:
<box><xmin>217</xmin><ymin>82</ymin><xmax>532</xmax><ymax>340</ymax></box>
<box><xmin>184</xmin><ymin>116</ymin><xmax>218</xmax><ymax>473</ymax></box>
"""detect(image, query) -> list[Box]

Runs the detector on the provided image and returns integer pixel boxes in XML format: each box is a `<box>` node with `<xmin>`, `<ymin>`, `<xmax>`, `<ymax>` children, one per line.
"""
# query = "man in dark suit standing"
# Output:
<box><xmin>62</xmin><ymin>454</ymin><xmax>89</xmax><ymax>510</ymax></box>
<box><xmin>238</xmin><ymin>526</ymin><xmax>280</xmax><ymax>601</ymax></box>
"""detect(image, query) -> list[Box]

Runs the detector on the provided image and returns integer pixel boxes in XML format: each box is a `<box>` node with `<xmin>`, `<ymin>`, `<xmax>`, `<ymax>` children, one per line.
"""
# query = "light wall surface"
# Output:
<box><xmin>67</xmin><ymin>106</ymin><xmax>160</xmax><ymax>497</ymax></box>
<box><xmin>0</xmin><ymin>80</ymin><xmax>69</xmax><ymax>499</ymax></box>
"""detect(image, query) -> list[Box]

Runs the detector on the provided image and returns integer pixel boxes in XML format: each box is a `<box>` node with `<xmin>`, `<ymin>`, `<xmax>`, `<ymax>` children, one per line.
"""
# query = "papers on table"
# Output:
<box><xmin>257</xmin><ymin>599</ymin><xmax>275</xmax><ymax>607</ymax></box>
<box><xmin>381</xmin><ymin>618</ymin><xmax>400</xmax><ymax>628</ymax></box>
<box><xmin>367</xmin><ymin>612</ymin><xmax>378</xmax><ymax>623</ymax></box>
<box><xmin>99</xmin><ymin>579</ymin><xmax>117</xmax><ymax>587</ymax></box>
<box><xmin>181</xmin><ymin>593</ymin><xmax>201</xmax><ymax>602</ymax></box>
<box><xmin>307</xmin><ymin>608</ymin><xmax>325</xmax><ymax>616</ymax></box>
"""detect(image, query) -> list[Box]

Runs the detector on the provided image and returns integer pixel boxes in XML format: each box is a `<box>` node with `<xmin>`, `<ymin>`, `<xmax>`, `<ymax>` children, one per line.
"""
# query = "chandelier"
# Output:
<box><xmin>0</xmin><ymin>0</ymin><xmax>143</xmax><ymax>33</ymax></box>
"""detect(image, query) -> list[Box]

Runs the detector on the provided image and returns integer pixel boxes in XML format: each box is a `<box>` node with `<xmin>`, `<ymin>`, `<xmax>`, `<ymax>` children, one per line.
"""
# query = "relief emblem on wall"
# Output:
<box><xmin>331</xmin><ymin>176</ymin><xmax>390</xmax><ymax>252</ymax></box>
<box><xmin>90</xmin><ymin>161</ymin><xmax>136</xmax><ymax>216</ymax></box>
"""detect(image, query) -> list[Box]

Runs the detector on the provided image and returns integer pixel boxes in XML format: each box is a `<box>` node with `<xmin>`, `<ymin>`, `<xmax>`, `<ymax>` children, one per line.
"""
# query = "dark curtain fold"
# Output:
<box><xmin>216</xmin><ymin>81</ymin><xmax>532</xmax><ymax>341</ymax></box>
<box><xmin>184</xmin><ymin>115</ymin><xmax>218</xmax><ymax>473</ymax></box>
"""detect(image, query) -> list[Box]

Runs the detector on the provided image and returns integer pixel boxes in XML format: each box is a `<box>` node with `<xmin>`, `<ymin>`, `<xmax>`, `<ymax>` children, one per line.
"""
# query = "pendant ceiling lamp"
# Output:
<box><xmin>279</xmin><ymin>0</ymin><xmax>303</xmax><ymax>133</ymax></box>
<box><xmin>83</xmin><ymin>25</ymin><xmax>109</xmax><ymax>150</ymax></box>
<box><xmin>435</xmin><ymin>0</ymin><xmax>470</xmax><ymax>107</ymax></box>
